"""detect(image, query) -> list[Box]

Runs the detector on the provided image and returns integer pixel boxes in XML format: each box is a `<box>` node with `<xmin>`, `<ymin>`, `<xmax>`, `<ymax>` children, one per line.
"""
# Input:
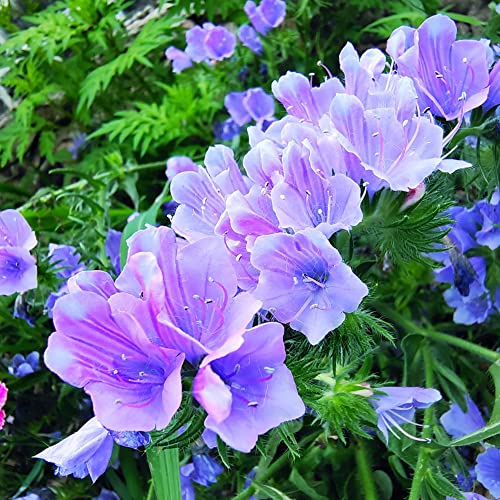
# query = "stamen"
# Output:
<box><xmin>316</xmin><ymin>60</ymin><xmax>333</xmax><ymax>79</ymax></box>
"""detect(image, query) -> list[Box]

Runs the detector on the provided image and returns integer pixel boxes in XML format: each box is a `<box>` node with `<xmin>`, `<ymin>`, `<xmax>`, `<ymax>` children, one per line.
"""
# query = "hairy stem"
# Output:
<box><xmin>375</xmin><ymin>303</ymin><xmax>499</xmax><ymax>363</ymax></box>
<box><xmin>354</xmin><ymin>439</ymin><xmax>378</xmax><ymax>500</ymax></box>
<box><xmin>232</xmin><ymin>431</ymin><xmax>321</xmax><ymax>500</ymax></box>
<box><xmin>408</xmin><ymin>342</ymin><xmax>434</xmax><ymax>500</ymax></box>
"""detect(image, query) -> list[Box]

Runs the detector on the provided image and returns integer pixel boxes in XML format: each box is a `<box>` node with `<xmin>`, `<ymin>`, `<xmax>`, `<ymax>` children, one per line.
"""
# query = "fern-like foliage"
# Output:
<box><xmin>77</xmin><ymin>14</ymin><xmax>181</xmax><ymax>112</ymax></box>
<box><xmin>91</xmin><ymin>80</ymin><xmax>223</xmax><ymax>155</ymax></box>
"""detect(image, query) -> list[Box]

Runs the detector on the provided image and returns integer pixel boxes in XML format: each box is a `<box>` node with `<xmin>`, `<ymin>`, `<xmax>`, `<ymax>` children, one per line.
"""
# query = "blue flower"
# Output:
<box><xmin>369</xmin><ymin>386</ymin><xmax>442</xmax><ymax>443</ymax></box>
<box><xmin>8</xmin><ymin>351</ymin><xmax>40</xmax><ymax>377</ymax></box>
<box><xmin>440</xmin><ymin>396</ymin><xmax>485</xmax><ymax>439</ymax></box>
<box><xmin>475</xmin><ymin>447</ymin><xmax>500</xmax><ymax>498</ymax></box>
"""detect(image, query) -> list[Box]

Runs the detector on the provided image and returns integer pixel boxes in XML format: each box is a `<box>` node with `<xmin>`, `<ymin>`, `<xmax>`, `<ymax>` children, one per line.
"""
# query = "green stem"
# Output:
<box><xmin>19</xmin><ymin>161</ymin><xmax>166</xmax><ymax>211</ymax></box>
<box><xmin>375</xmin><ymin>303</ymin><xmax>500</xmax><ymax>363</ymax></box>
<box><xmin>354</xmin><ymin>439</ymin><xmax>378</xmax><ymax>500</ymax></box>
<box><xmin>147</xmin><ymin>447</ymin><xmax>181</xmax><ymax>500</ymax></box>
<box><xmin>232</xmin><ymin>431</ymin><xmax>321</xmax><ymax>500</ymax></box>
<box><xmin>408</xmin><ymin>343</ymin><xmax>434</xmax><ymax>500</ymax></box>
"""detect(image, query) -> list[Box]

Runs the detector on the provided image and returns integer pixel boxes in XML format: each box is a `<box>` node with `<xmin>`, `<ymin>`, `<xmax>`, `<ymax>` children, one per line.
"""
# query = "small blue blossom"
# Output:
<box><xmin>68</xmin><ymin>134</ymin><xmax>87</xmax><ymax>160</ymax></box>
<box><xmin>9</xmin><ymin>351</ymin><xmax>40</xmax><ymax>377</ymax></box>
<box><xmin>475</xmin><ymin>447</ymin><xmax>500</xmax><ymax>498</ymax></box>
<box><xmin>369</xmin><ymin>386</ymin><xmax>442</xmax><ymax>443</ymax></box>
<box><xmin>213</xmin><ymin>118</ymin><xmax>241</xmax><ymax>141</ymax></box>
<box><xmin>440</xmin><ymin>396</ymin><xmax>485</xmax><ymax>439</ymax></box>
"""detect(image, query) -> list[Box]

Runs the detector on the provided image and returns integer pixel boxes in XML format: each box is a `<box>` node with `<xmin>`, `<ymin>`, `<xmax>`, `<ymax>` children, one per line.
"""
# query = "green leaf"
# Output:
<box><xmin>217</xmin><ymin>435</ymin><xmax>231</xmax><ymax>469</ymax></box>
<box><xmin>289</xmin><ymin>469</ymin><xmax>329</xmax><ymax>500</ymax></box>
<box><xmin>147</xmin><ymin>447</ymin><xmax>182</xmax><ymax>500</ymax></box>
<box><xmin>425</xmin><ymin>472</ymin><xmax>465</xmax><ymax>499</ymax></box>
<box><xmin>119</xmin><ymin>182</ymin><xmax>170</xmax><ymax>267</ymax></box>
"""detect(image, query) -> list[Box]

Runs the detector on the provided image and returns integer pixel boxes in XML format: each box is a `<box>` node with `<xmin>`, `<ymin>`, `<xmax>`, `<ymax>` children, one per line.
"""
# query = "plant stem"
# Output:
<box><xmin>375</xmin><ymin>303</ymin><xmax>500</xmax><ymax>363</ymax></box>
<box><xmin>232</xmin><ymin>431</ymin><xmax>321</xmax><ymax>500</ymax></box>
<box><xmin>147</xmin><ymin>447</ymin><xmax>181</xmax><ymax>500</ymax></box>
<box><xmin>354</xmin><ymin>439</ymin><xmax>378</xmax><ymax>500</ymax></box>
<box><xmin>408</xmin><ymin>342</ymin><xmax>434</xmax><ymax>500</ymax></box>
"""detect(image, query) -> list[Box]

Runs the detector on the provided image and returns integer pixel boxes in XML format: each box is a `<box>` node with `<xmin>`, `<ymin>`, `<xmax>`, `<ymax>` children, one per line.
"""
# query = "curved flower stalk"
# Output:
<box><xmin>34</xmin><ymin>417</ymin><xmax>150</xmax><ymax>482</ymax></box>
<box><xmin>369</xmin><ymin>386</ymin><xmax>442</xmax><ymax>443</ymax></box>
<box><xmin>387</xmin><ymin>14</ymin><xmax>490</xmax><ymax>121</ymax></box>
<box><xmin>0</xmin><ymin>209</ymin><xmax>37</xmax><ymax>295</ymax></box>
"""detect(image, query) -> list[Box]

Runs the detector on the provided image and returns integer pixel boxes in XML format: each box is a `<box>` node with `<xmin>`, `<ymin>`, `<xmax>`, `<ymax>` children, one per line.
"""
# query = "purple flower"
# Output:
<box><xmin>170</xmin><ymin>146</ymin><xmax>250</xmax><ymax>242</ymax></box>
<box><xmin>270</xmin><ymin>141</ymin><xmax>363</xmax><ymax>237</ymax></box>
<box><xmin>44</xmin><ymin>272</ymin><xmax>185</xmax><ymax>431</ymax></box>
<box><xmin>166</xmin><ymin>156</ymin><xmax>198</xmax><ymax>181</ymax></box>
<box><xmin>387</xmin><ymin>14</ymin><xmax>490</xmax><ymax>120</ymax></box>
<box><xmin>34</xmin><ymin>417</ymin><xmax>149</xmax><ymax>482</ymax></box>
<box><xmin>193</xmin><ymin>322</ymin><xmax>305</xmax><ymax>452</ymax></box>
<box><xmin>68</xmin><ymin>133</ymin><xmax>87</xmax><ymax>160</ymax></box>
<box><xmin>244</xmin><ymin>0</ymin><xmax>286</xmax><ymax>35</ymax></box>
<box><xmin>190</xmin><ymin>453</ymin><xmax>224</xmax><ymax>487</ymax></box>
<box><xmin>45</xmin><ymin>244</ymin><xmax>85</xmax><ymax>316</ymax></box>
<box><xmin>105</xmin><ymin>229</ymin><xmax>122</xmax><ymax>275</ymax></box>
<box><xmin>238</xmin><ymin>25</ymin><xmax>263</xmax><ymax>54</ymax></box>
<box><xmin>369</xmin><ymin>386</ymin><xmax>442</xmax><ymax>443</ymax></box>
<box><xmin>185</xmin><ymin>24</ymin><xmax>236</xmax><ymax>63</ymax></box>
<box><xmin>0</xmin><ymin>209</ymin><xmax>37</xmax><ymax>295</ymax></box>
<box><xmin>440</xmin><ymin>396</ymin><xmax>485</xmax><ymax>439</ymax></box>
<box><xmin>475</xmin><ymin>189</ymin><xmax>499</xmax><ymax>250</ymax></box>
<box><xmin>92</xmin><ymin>489</ymin><xmax>120</xmax><ymax>500</ymax></box>
<box><xmin>47</xmin><ymin>244</ymin><xmax>84</xmax><ymax>281</ymax></box>
<box><xmin>251</xmin><ymin>228</ymin><xmax>369</xmax><ymax>344</ymax></box>
<box><xmin>8</xmin><ymin>351</ymin><xmax>40</xmax><ymax>377</ymax></box>
<box><xmin>13</xmin><ymin>293</ymin><xmax>34</xmax><ymax>326</ymax></box>
<box><xmin>225</xmin><ymin>88</ymin><xmax>274</xmax><ymax>126</ymax></box>
<box><xmin>483</xmin><ymin>61</ymin><xmax>500</xmax><ymax>112</ymax></box>
<box><xmin>181</xmin><ymin>464</ymin><xmax>196</xmax><ymax>500</ymax></box>
<box><xmin>475</xmin><ymin>447</ymin><xmax>500</xmax><ymax>498</ymax></box>
<box><xmin>165</xmin><ymin>46</ymin><xmax>193</xmax><ymax>74</ymax></box>
<box><xmin>213</xmin><ymin>118</ymin><xmax>241</xmax><ymax>141</ymax></box>
<box><xmin>442</xmin><ymin>257</ymin><xmax>493</xmax><ymax>325</ymax></box>
<box><xmin>117</xmin><ymin>226</ymin><xmax>261</xmax><ymax>365</ymax></box>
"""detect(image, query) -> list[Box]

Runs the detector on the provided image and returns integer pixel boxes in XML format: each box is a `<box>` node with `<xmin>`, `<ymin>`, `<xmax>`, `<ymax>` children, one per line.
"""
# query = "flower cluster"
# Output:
<box><xmin>430</xmin><ymin>189</ymin><xmax>499</xmax><ymax>324</ymax></box>
<box><xmin>0</xmin><ymin>209</ymin><xmax>37</xmax><ymax>296</ymax></box>
<box><xmin>166</xmin><ymin>0</ymin><xmax>286</xmax><ymax>73</ymax></box>
<box><xmin>41</xmin><ymin>225</ymin><xmax>305</xmax><ymax>460</ymax></box>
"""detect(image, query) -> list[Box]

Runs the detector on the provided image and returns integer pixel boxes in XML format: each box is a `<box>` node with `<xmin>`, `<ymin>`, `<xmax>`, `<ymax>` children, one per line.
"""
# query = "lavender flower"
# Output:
<box><xmin>68</xmin><ymin>133</ymin><xmax>87</xmax><ymax>160</ymax></box>
<box><xmin>387</xmin><ymin>14</ymin><xmax>490</xmax><ymax>121</ymax></box>
<box><xmin>105</xmin><ymin>229</ymin><xmax>122</xmax><ymax>274</ymax></box>
<box><xmin>165</xmin><ymin>155</ymin><xmax>198</xmax><ymax>181</ymax></box>
<box><xmin>251</xmin><ymin>228</ymin><xmax>368</xmax><ymax>344</ymax></box>
<box><xmin>185</xmin><ymin>23</ymin><xmax>236</xmax><ymax>63</ymax></box>
<box><xmin>182</xmin><ymin>453</ymin><xmax>224</xmax><ymax>490</ymax></box>
<box><xmin>475</xmin><ymin>189</ymin><xmax>499</xmax><ymax>250</ymax></box>
<box><xmin>8</xmin><ymin>351</ymin><xmax>40</xmax><ymax>377</ymax></box>
<box><xmin>165</xmin><ymin>46</ymin><xmax>193</xmax><ymax>73</ymax></box>
<box><xmin>244</xmin><ymin>0</ymin><xmax>286</xmax><ymax>35</ymax></box>
<box><xmin>193</xmin><ymin>322</ymin><xmax>305</xmax><ymax>452</ymax></box>
<box><xmin>483</xmin><ymin>60</ymin><xmax>500</xmax><ymax>112</ymax></box>
<box><xmin>44</xmin><ymin>272</ymin><xmax>185</xmax><ymax>431</ymax></box>
<box><xmin>213</xmin><ymin>118</ymin><xmax>241</xmax><ymax>141</ymax></box>
<box><xmin>224</xmin><ymin>88</ymin><xmax>275</xmax><ymax>126</ymax></box>
<box><xmin>0</xmin><ymin>209</ymin><xmax>37</xmax><ymax>295</ymax></box>
<box><xmin>475</xmin><ymin>447</ymin><xmax>500</xmax><ymax>498</ymax></box>
<box><xmin>45</xmin><ymin>244</ymin><xmax>85</xmax><ymax>316</ymax></box>
<box><xmin>34</xmin><ymin>417</ymin><xmax>149</xmax><ymax>482</ymax></box>
<box><xmin>238</xmin><ymin>25</ymin><xmax>263</xmax><ymax>54</ymax></box>
<box><xmin>440</xmin><ymin>396</ymin><xmax>485</xmax><ymax>439</ymax></box>
<box><xmin>369</xmin><ymin>386</ymin><xmax>442</xmax><ymax>443</ymax></box>
<box><xmin>181</xmin><ymin>464</ymin><xmax>196</xmax><ymax>500</ymax></box>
